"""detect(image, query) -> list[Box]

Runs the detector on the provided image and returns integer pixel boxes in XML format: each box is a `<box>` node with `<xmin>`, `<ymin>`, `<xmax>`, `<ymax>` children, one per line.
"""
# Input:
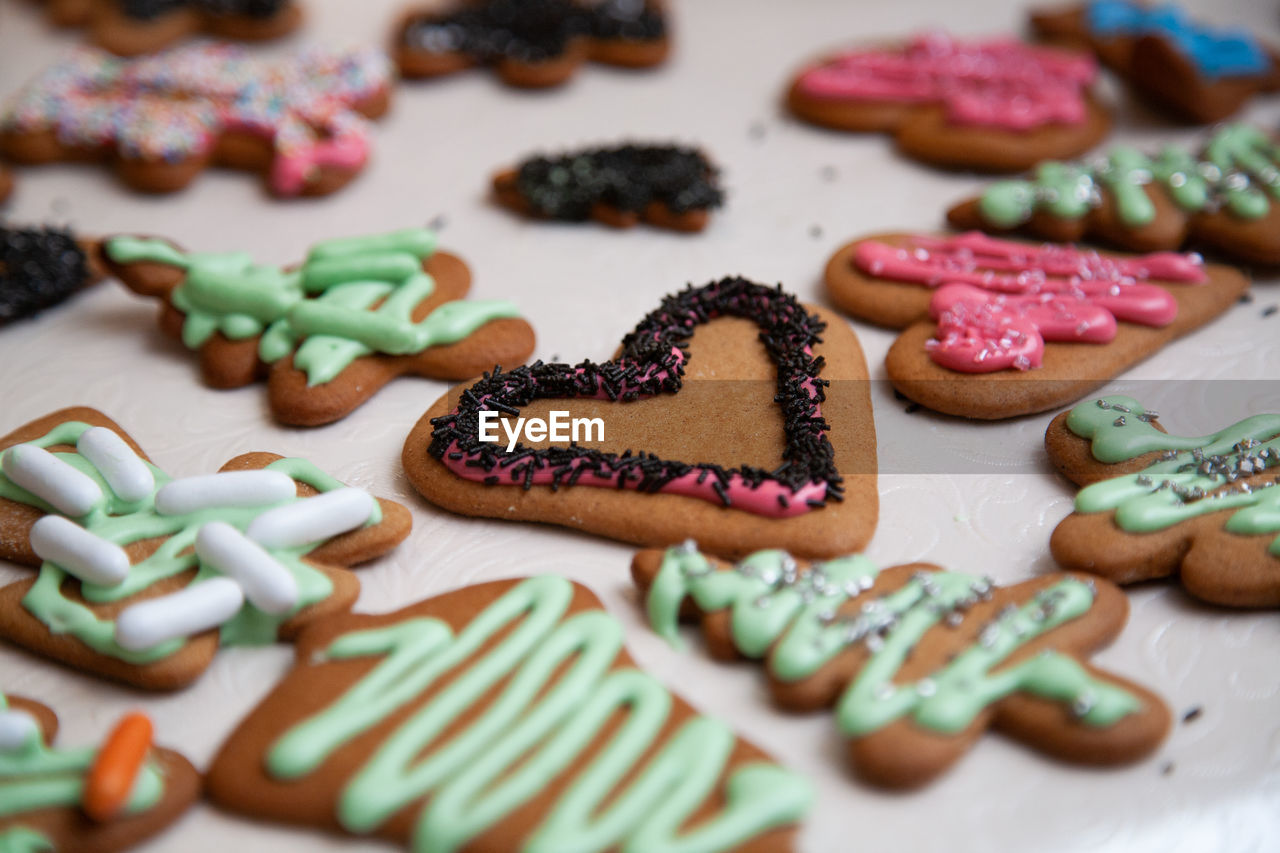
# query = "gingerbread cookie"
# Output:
<box><xmin>394</xmin><ymin>0</ymin><xmax>669</xmax><ymax>88</ymax></box>
<box><xmin>492</xmin><ymin>143</ymin><xmax>723</xmax><ymax>232</ymax></box>
<box><xmin>632</xmin><ymin>543</ymin><xmax>1170</xmax><ymax>789</ymax></box>
<box><xmin>1</xmin><ymin>224</ymin><xmax>104</xmax><ymax>328</ymax></box>
<box><xmin>102</xmin><ymin>227</ymin><xmax>535</xmax><ymax>426</ymax></box>
<box><xmin>208</xmin><ymin>575</ymin><xmax>811</xmax><ymax>851</ymax></box>
<box><xmin>0</xmin><ymin>43</ymin><xmax>392</xmax><ymax>198</ymax></box>
<box><xmin>947</xmin><ymin>124</ymin><xmax>1280</xmax><ymax>265</ymax></box>
<box><xmin>785</xmin><ymin>32</ymin><xmax>1110</xmax><ymax>172</ymax></box>
<box><xmin>404</xmin><ymin>278</ymin><xmax>877</xmax><ymax>559</ymax></box>
<box><xmin>823</xmin><ymin>231</ymin><xmax>1246</xmax><ymax>419</ymax></box>
<box><xmin>1048</xmin><ymin>395</ymin><xmax>1280</xmax><ymax>608</ymax></box>
<box><xmin>0</xmin><ymin>407</ymin><xmax>411</xmax><ymax>690</ymax></box>
<box><xmin>1031</xmin><ymin>1</ymin><xmax>1280</xmax><ymax>123</ymax></box>
<box><xmin>0</xmin><ymin>695</ymin><xmax>200</xmax><ymax>852</ymax></box>
<box><xmin>38</xmin><ymin>0</ymin><xmax>302</xmax><ymax>56</ymax></box>
<box><xmin>0</xmin><ymin>165</ymin><xmax>12</xmax><ymax>203</ymax></box>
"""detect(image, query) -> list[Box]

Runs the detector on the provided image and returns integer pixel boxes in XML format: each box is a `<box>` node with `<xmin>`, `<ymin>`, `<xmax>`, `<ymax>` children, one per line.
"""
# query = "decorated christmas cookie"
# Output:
<box><xmin>208</xmin><ymin>575</ymin><xmax>811</xmax><ymax>851</ymax></box>
<box><xmin>38</xmin><ymin>0</ymin><xmax>303</xmax><ymax>56</ymax></box>
<box><xmin>947</xmin><ymin>124</ymin><xmax>1280</xmax><ymax>265</ymax></box>
<box><xmin>492</xmin><ymin>143</ymin><xmax>724</xmax><ymax>232</ymax></box>
<box><xmin>823</xmin><ymin>231</ymin><xmax>1246</xmax><ymax>419</ymax></box>
<box><xmin>102</xmin><ymin>227</ymin><xmax>535</xmax><ymax>426</ymax></box>
<box><xmin>403</xmin><ymin>278</ymin><xmax>877</xmax><ymax>559</ymax></box>
<box><xmin>1048</xmin><ymin>395</ymin><xmax>1280</xmax><ymax>608</ymax></box>
<box><xmin>0</xmin><ymin>695</ymin><xmax>200</xmax><ymax>852</ymax></box>
<box><xmin>1031</xmin><ymin>1</ymin><xmax>1280</xmax><ymax>123</ymax></box>
<box><xmin>0</xmin><ymin>407</ymin><xmax>411</xmax><ymax>690</ymax></box>
<box><xmin>785</xmin><ymin>32</ymin><xmax>1110</xmax><ymax>172</ymax></box>
<box><xmin>394</xmin><ymin>0</ymin><xmax>669</xmax><ymax>88</ymax></box>
<box><xmin>632</xmin><ymin>543</ymin><xmax>1171</xmax><ymax>789</ymax></box>
<box><xmin>0</xmin><ymin>43</ymin><xmax>392</xmax><ymax>198</ymax></box>
<box><xmin>1</xmin><ymin>224</ymin><xmax>104</xmax><ymax>328</ymax></box>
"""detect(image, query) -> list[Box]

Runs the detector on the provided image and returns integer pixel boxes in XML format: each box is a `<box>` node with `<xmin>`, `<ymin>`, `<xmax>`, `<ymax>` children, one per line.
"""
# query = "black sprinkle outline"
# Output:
<box><xmin>428</xmin><ymin>277</ymin><xmax>844</xmax><ymax>511</ymax></box>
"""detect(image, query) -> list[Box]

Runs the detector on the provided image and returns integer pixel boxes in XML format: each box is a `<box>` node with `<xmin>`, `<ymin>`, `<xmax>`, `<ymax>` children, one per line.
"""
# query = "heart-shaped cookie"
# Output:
<box><xmin>404</xmin><ymin>278</ymin><xmax>877</xmax><ymax>558</ymax></box>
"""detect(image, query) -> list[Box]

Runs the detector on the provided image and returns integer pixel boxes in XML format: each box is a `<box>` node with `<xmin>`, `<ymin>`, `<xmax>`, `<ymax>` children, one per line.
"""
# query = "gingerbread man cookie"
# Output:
<box><xmin>208</xmin><ymin>575</ymin><xmax>811</xmax><ymax>852</ymax></box>
<box><xmin>1031</xmin><ymin>1</ymin><xmax>1280</xmax><ymax>123</ymax></box>
<box><xmin>394</xmin><ymin>0</ymin><xmax>669</xmax><ymax>88</ymax></box>
<box><xmin>823</xmin><ymin>231</ymin><xmax>1247</xmax><ymax>419</ymax></box>
<box><xmin>492</xmin><ymin>143</ymin><xmax>723</xmax><ymax>232</ymax></box>
<box><xmin>1</xmin><ymin>223</ymin><xmax>104</xmax><ymax>328</ymax></box>
<box><xmin>1048</xmin><ymin>395</ymin><xmax>1280</xmax><ymax>608</ymax></box>
<box><xmin>632</xmin><ymin>543</ymin><xmax>1171</xmax><ymax>789</ymax></box>
<box><xmin>404</xmin><ymin>278</ymin><xmax>877</xmax><ymax>559</ymax></box>
<box><xmin>0</xmin><ymin>407</ymin><xmax>411</xmax><ymax>690</ymax></box>
<box><xmin>38</xmin><ymin>0</ymin><xmax>303</xmax><ymax>56</ymax></box>
<box><xmin>0</xmin><ymin>43</ymin><xmax>393</xmax><ymax>197</ymax></box>
<box><xmin>786</xmin><ymin>31</ymin><xmax>1110</xmax><ymax>172</ymax></box>
<box><xmin>947</xmin><ymin>124</ymin><xmax>1280</xmax><ymax>266</ymax></box>
<box><xmin>102</xmin><ymin>227</ymin><xmax>535</xmax><ymax>426</ymax></box>
<box><xmin>0</xmin><ymin>695</ymin><xmax>200</xmax><ymax>852</ymax></box>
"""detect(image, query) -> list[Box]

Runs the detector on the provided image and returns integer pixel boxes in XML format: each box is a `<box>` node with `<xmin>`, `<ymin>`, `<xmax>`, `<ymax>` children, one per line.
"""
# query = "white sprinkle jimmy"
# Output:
<box><xmin>77</xmin><ymin>426</ymin><xmax>155</xmax><ymax>502</ymax></box>
<box><xmin>29</xmin><ymin>515</ymin><xmax>130</xmax><ymax>587</ymax></box>
<box><xmin>1</xmin><ymin>444</ymin><xmax>102</xmax><ymax>517</ymax></box>
<box><xmin>247</xmin><ymin>487</ymin><xmax>374</xmax><ymax>549</ymax></box>
<box><xmin>195</xmin><ymin>521</ymin><xmax>299</xmax><ymax>615</ymax></box>
<box><xmin>154</xmin><ymin>470</ymin><xmax>297</xmax><ymax>516</ymax></box>
<box><xmin>0</xmin><ymin>710</ymin><xmax>38</xmax><ymax>752</ymax></box>
<box><xmin>114</xmin><ymin>577</ymin><xmax>245</xmax><ymax>652</ymax></box>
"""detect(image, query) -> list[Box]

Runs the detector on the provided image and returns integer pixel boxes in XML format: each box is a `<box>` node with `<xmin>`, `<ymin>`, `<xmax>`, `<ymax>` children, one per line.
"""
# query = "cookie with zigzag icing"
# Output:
<box><xmin>631</xmin><ymin>543</ymin><xmax>1170</xmax><ymax>789</ymax></box>
<box><xmin>101</xmin><ymin>227</ymin><xmax>536</xmax><ymax>426</ymax></box>
<box><xmin>0</xmin><ymin>407</ymin><xmax>411</xmax><ymax>689</ymax></box>
<box><xmin>1047</xmin><ymin>395</ymin><xmax>1280</xmax><ymax>607</ymax></box>
<box><xmin>208</xmin><ymin>575</ymin><xmax>810</xmax><ymax>852</ymax></box>
<box><xmin>0</xmin><ymin>694</ymin><xmax>199</xmax><ymax>852</ymax></box>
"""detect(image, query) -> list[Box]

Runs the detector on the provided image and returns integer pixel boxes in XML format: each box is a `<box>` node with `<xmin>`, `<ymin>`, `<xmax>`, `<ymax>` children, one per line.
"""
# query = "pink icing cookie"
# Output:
<box><xmin>0</xmin><ymin>43</ymin><xmax>393</xmax><ymax>198</ymax></box>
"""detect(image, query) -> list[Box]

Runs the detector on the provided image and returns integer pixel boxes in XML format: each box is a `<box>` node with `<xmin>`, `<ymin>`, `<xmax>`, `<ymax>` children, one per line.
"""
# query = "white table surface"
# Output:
<box><xmin>1</xmin><ymin>0</ymin><xmax>1278</xmax><ymax>850</ymax></box>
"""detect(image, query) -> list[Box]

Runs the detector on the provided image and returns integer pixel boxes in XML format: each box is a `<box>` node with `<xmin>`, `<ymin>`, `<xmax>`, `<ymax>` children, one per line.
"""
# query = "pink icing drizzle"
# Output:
<box><xmin>439</xmin><ymin>344</ymin><xmax>830</xmax><ymax>519</ymax></box>
<box><xmin>796</xmin><ymin>32</ymin><xmax>1098</xmax><ymax>130</ymax></box>
<box><xmin>852</xmin><ymin>231</ymin><xmax>1207</xmax><ymax>373</ymax></box>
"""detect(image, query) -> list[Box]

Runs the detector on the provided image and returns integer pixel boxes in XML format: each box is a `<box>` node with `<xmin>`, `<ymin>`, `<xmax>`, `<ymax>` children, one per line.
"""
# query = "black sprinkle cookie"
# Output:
<box><xmin>394</xmin><ymin>0</ymin><xmax>670</xmax><ymax>88</ymax></box>
<box><xmin>403</xmin><ymin>277</ymin><xmax>878</xmax><ymax>559</ymax></box>
<box><xmin>38</xmin><ymin>0</ymin><xmax>302</xmax><ymax>56</ymax></box>
<box><xmin>493</xmin><ymin>143</ymin><xmax>724</xmax><ymax>232</ymax></box>
<box><xmin>0</xmin><ymin>224</ymin><xmax>102</xmax><ymax>327</ymax></box>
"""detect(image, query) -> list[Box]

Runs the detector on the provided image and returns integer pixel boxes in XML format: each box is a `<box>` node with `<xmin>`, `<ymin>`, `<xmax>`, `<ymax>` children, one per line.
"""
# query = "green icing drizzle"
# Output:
<box><xmin>0</xmin><ymin>421</ymin><xmax>380</xmax><ymax>663</ymax></box>
<box><xmin>1067</xmin><ymin>396</ymin><xmax>1280</xmax><ymax>553</ymax></box>
<box><xmin>649</xmin><ymin>546</ymin><xmax>1142</xmax><ymax>736</ymax></box>
<box><xmin>105</xmin><ymin>229</ymin><xmax>521</xmax><ymax>388</ymax></box>
<box><xmin>267</xmin><ymin>575</ymin><xmax>811</xmax><ymax>853</ymax></box>
<box><xmin>978</xmin><ymin>123</ymin><xmax>1280</xmax><ymax>228</ymax></box>
<box><xmin>0</xmin><ymin>827</ymin><xmax>52</xmax><ymax>853</ymax></box>
<box><xmin>0</xmin><ymin>694</ymin><xmax>163</xmax><ymax>821</ymax></box>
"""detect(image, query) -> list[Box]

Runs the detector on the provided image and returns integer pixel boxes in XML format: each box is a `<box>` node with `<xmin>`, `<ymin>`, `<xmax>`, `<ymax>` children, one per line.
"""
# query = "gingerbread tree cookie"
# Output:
<box><xmin>209</xmin><ymin>575</ymin><xmax>811</xmax><ymax>852</ymax></box>
<box><xmin>0</xmin><ymin>407</ymin><xmax>411</xmax><ymax>690</ymax></box>
<box><xmin>1048</xmin><ymin>395</ymin><xmax>1280</xmax><ymax>608</ymax></box>
<box><xmin>0</xmin><ymin>695</ymin><xmax>200</xmax><ymax>852</ymax></box>
<box><xmin>632</xmin><ymin>543</ymin><xmax>1170</xmax><ymax>788</ymax></box>
<box><xmin>102</xmin><ymin>227</ymin><xmax>535</xmax><ymax>426</ymax></box>
<box><xmin>0</xmin><ymin>43</ymin><xmax>392</xmax><ymax>197</ymax></box>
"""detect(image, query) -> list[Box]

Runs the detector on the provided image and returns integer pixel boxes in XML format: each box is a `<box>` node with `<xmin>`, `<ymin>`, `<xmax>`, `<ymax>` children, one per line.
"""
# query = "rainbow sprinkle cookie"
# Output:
<box><xmin>0</xmin><ymin>42</ymin><xmax>393</xmax><ymax>197</ymax></box>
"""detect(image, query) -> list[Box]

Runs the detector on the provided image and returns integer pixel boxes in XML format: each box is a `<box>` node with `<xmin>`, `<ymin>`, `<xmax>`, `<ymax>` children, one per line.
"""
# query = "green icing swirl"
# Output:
<box><xmin>649</xmin><ymin>546</ymin><xmax>1142</xmax><ymax>736</ymax></box>
<box><xmin>267</xmin><ymin>575</ymin><xmax>811</xmax><ymax>853</ymax></box>
<box><xmin>105</xmin><ymin>229</ymin><xmax>521</xmax><ymax>388</ymax></box>
<box><xmin>0</xmin><ymin>827</ymin><xmax>52</xmax><ymax>853</ymax></box>
<box><xmin>1067</xmin><ymin>396</ymin><xmax>1280</xmax><ymax>553</ymax></box>
<box><xmin>979</xmin><ymin>123</ymin><xmax>1280</xmax><ymax>228</ymax></box>
<box><xmin>0</xmin><ymin>421</ymin><xmax>381</xmax><ymax>663</ymax></box>
<box><xmin>0</xmin><ymin>694</ymin><xmax>163</xmax><ymax>822</ymax></box>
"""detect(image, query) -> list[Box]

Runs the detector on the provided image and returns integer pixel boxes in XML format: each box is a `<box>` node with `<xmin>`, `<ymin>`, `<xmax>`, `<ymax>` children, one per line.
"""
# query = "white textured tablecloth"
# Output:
<box><xmin>1</xmin><ymin>0</ymin><xmax>1278</xmax><ymax>850</ymax></box>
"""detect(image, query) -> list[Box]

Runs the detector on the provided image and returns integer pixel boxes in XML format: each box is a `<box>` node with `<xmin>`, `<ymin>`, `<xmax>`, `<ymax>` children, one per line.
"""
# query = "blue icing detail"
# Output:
<box><xmin>1086</xmin><ymin>0</ymin><xmax>1270</xmax><ymax>78</ymax></box>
